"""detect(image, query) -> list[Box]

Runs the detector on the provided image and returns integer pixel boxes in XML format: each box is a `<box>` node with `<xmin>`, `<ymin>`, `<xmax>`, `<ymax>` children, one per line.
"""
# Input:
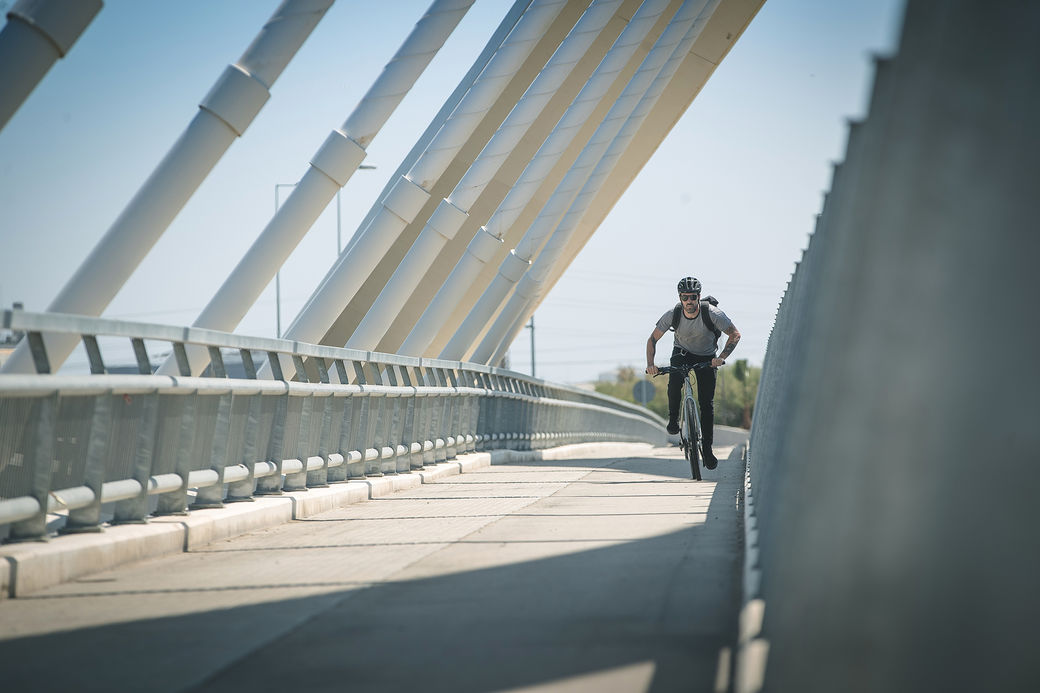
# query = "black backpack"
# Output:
<box><xmin>669</xmin><ymin>295</ymin><xmax>721</xmax><ymax>348</ymax></box>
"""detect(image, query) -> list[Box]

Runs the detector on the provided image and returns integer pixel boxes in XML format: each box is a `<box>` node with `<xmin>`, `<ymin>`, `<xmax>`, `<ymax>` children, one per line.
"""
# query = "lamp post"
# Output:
<box><xmin>525</xmin><ymin>315</ymin><xmax>535</xmax><ymax>378</ymax></box>
<box><xmin>274</xmin><ymin>183</ymin><xmax>297</xmax><ymax>338</ymax></box>
<box><xmin>341</xmin><ymin>164</ymin><xmax>378</xmax><ymax>253</ymax></box>
<box><xmin>275</xmin><ymin>165</ymin><xmax>375</xmax><ymax>337</ymax></box>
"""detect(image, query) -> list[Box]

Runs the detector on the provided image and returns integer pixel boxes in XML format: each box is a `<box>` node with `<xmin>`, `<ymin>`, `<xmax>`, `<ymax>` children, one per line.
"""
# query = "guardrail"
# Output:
<box><xmin>0</xmin><ymin>310</ymin><xmax>665</xmax><ymax>542</ymax></box>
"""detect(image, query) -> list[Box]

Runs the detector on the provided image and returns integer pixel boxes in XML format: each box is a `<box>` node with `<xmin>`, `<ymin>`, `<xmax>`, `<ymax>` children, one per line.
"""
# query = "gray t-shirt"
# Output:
<box><xmin>656</xmin><ymin>304</ymin><xmax>733</xmax><ymax>356</ymax></box>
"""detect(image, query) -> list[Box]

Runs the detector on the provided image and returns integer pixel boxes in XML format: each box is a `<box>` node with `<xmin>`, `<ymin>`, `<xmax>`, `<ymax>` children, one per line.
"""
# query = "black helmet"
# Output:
<box><xmin>677</xmin><ymin>276</ymin><xmax>701</xmax><ymax>294</ymax></box>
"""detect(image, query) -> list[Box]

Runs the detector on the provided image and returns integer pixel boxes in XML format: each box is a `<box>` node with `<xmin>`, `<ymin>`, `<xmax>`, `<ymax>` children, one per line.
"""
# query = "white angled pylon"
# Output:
<box><xmin>480</xmin><ymin>0</ymin><xmax>723</xmax><ymax>365</ymax></box>
<box><xmin>1</xmin><ymin>0</ymin><xmax>334</xmax><ymax>375</ymax></box>
<box><xmin>266</xmin><ymin>0</ymin><xmax>572</xmax><ymax>378</ymax></box>
<box><xmin>0</xmin><ymin>0</ymin><xmax>103</xmax><ymax>133</ymax></box>
<box><xmin>157</xmin><ymin>0</ymin><xmax>476</xmax><ymax>377</ymax></box>
<box><xmin>399</xmin><ymin>0</ymin><xmax>674</xmax><ymax>357</ymax></box>
<box><xmin>344</xmin><ymin>0</ymin><xmax>624</xmax><ymax>352</ymax></box>
<box><xmin>444</xmin><ymin>0</ymin><xmax>712</xmax><ymax>362</ymax></box>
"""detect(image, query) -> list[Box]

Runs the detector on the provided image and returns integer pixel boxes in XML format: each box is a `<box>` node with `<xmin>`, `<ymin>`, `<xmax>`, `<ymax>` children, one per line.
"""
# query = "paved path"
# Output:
<box><xmin>0</xmin><ymin>434</ymin><xmax>747</xmax><ymax>693</ymax></box>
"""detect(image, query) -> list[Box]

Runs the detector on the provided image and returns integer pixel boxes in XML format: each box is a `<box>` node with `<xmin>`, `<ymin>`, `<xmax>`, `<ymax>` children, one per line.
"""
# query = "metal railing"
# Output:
<box><xmin>0</xmin><ymin>309</ymin><xmax>665</xmax><ymax>542</ymax></box>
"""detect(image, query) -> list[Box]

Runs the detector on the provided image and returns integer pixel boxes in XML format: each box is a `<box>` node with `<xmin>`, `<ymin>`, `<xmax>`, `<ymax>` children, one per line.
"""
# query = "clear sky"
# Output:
<box><xmin>0</xmin><ymin>0</ymin><xmax>904</xmax><ymax>383</ymax></box>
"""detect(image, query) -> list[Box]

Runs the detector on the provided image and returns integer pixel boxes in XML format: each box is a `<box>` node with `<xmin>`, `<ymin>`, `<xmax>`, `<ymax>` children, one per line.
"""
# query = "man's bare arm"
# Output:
<box><xmin>713</xmin><ymin>325</ymin><xmax>741</xmax><ymax>367</ymax></box>
<box><xmin>646</xmin><ymin>327</ymin><xmax>665</xmax><ymax>375</ymax></box>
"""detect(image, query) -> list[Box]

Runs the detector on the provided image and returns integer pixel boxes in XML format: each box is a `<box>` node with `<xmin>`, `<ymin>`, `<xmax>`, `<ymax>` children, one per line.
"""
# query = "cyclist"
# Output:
<box><xmin>645</xmin><ymin>277</ymin><xmax>741</xmax><ymax>469</ymax></box>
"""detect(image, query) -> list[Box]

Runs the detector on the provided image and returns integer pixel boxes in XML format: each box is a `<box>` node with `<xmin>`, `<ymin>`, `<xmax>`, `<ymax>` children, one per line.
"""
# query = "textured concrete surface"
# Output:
<box><xmin>0</xmin><ymin>455</ymin><xmax>497</xmax><ymax>597</ymax></box>
<box><xmin>0</xmin><ymin>433</ymin><xmax>747</xmax><ymax>692</ymax></box>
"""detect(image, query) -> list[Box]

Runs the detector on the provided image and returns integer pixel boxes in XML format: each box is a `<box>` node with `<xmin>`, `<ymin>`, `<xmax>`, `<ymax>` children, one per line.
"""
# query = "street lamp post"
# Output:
<box><xmin>275</xmin><ymin>165</ymin><xmax>375</xmax><ymax>337</ymax></box>
<box><xmin>336</xmin><ymin>164</ymin><xmax>377</xmax><ymax>254</ymax></box>
<box><xmin>274</xmin><ymin>183</ymin><xmax>297</xmax><ymax>338</ymax></box>
<box><xmin>525</xmin><ymin>315</ymin><xmax>535</xmax><ymax>378</ymax></box>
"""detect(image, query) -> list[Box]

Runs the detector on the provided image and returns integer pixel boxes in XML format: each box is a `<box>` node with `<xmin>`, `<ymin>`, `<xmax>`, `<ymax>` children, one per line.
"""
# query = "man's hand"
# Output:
<box><xmin>646</xmin><ymin>365</ymin><xmax>659</xmax><ymax>376</ymax></box>
<box><xmin>711</xmin><ymin>358</ymin><xmax>726</xmax><ymax>368</ymax></box>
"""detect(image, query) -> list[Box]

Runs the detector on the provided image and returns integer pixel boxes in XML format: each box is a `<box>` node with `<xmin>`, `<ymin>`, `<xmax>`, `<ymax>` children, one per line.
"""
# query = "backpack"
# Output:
<box><xmin>669</xmin><ymin>295</ymin><xmax>721</xmax><ymax>348</ymax></box>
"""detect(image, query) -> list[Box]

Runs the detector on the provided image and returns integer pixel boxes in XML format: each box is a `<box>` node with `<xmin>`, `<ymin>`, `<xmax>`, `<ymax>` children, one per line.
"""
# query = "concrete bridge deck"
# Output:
<box><xmin>0</xmin><ymin>431</ymin><xmax>747</xmax><ymax>693</ymax></box>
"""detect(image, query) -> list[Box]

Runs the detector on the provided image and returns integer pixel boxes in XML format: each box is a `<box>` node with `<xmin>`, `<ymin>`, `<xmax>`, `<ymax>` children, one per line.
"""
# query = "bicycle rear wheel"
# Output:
<box><xmin>684</xmin><ymin>399</ymin><xmax>701</xmax><ymax>480</ymax></box>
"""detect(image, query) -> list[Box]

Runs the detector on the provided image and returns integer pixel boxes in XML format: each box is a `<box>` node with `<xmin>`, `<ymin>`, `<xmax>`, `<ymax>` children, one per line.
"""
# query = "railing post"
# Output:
<box><xmin>433</xmin><ymin>368</ymin><xmax>450</xmax><ymax>463</ymax></box>
<box><xmin>4</xmin><ymin>392</ymin><xmax>58</xmax><ymax>542</ymax></box>
<box><xmin>226</xmin><ymin>393</ymin><xmax>260</xmax><ymax>503</ymax></box>
<box><xmin>421</xmin><ymin>368</ymin><xmax>438</xmax><ymax>465</ymax></box>
<box><xmin>363</xmin><ymin>394</ymin><xmax>384</xmax><ymax>477</ymax></box>
<box><xmin>61</xmin><ymin>393</ymin><xmax>112</xmax><ymax>534</ymax></box>
<box><xmin>379</xmin><ymin>392</ymin><xmax>399</xmax><ymax>475</ymax></box>
<box><xmin>445</xmin><ymin>368</ymin><xmax>460</xmax><ymax>460</ymax></box>
<box><xmin>111</xmin><ymin>391</ymin><xmax>160</xmax><ymax>524</ymax></box>
<box><xmin>388</xmin><ymin>365</ymin><xmax>411</xmax><ymax>473</ymax></box>
<box><xmin>255</xmin><ymin>387</ymin><xmax>289</xmax><ymax>496</ymax></box>
<box><xmin>194</xmin><ymin>389</ymin><xmax>234</xmax><ymax>507</ymax></box>
<box><xmin>341</xmin><ymin>395</ymin><xmax>363</xmax><ymax>480</ymax></box>
<box><xmin>380</xmin><ymin>365</ymin><xmax>402</xmax><ymax>475</ymax></box>
<box><xmin>283</xmin><ymin>391</ymin><xmax>311</xmax><ymax>492</ymax></box>
<box><xmin>153</xmin><ymin>391</ymin><xmax>196</xmax><ymax>515</ymax></box>
<box><xmin>309</xmin><ymin>392</ymin><xmax>337</xmax><ymax>488</ymax></box>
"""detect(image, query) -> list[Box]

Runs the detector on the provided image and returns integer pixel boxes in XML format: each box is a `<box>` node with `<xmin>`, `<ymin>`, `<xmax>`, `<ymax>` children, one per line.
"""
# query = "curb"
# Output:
<box><xmin>734</xmin><ymin>442</ymin><xmax>769</xmax><ymax>693</ymax></box>
<box><xmin>0</xmin><ymin>442</ymin><xmax>655</xmax><ymax>598</ymax></box>
<box><xmin>0</xmin><ymin>452</ymin><xmax>486</xmax><ymax>598</ymax></box>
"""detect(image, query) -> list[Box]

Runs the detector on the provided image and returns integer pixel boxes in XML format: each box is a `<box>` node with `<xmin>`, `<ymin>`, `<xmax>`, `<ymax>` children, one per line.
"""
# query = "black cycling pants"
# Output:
<box><xmin>667</xmin><ymin>347</ymin><xmax>716</xmax><ymax>448</ymax></box>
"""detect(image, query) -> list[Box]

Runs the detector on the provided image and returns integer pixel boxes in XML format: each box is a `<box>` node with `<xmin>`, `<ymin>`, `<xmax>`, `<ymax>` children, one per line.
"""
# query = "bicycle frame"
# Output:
<box><xmin>653</xmin><ymin>363</ymin><xmax>712</xmax><ymax>480</ymax></box>
<box><xmin>679</xmin><ymin>372</ymin><xmax>702</xmax><ymax>480</ymax></box>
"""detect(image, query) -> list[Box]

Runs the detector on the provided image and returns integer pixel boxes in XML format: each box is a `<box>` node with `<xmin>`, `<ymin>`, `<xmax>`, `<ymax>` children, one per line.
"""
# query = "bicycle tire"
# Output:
<box><xmin>679</xmin><ymin>414</ymin><xmax>691</xmax><ymax>462</ymax></box>
<box><xmin>685</xmin><ymin>398</ymin><xmax>701</xmax><ymax>480</ymax></box>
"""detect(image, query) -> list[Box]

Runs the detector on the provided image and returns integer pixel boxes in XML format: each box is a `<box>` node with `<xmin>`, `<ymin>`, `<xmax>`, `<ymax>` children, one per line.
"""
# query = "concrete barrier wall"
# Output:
<box><xmin>745</xmin><ymin>1</ymin><xmax>1040</xmax><ymax>690</ymax></box>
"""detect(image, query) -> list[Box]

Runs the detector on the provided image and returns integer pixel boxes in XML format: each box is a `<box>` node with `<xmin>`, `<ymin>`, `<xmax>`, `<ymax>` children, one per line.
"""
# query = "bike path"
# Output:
<box><xmin>0</xmin><ymin>431</ymin><xmax>748</xmax><ymax>692</ymax></box>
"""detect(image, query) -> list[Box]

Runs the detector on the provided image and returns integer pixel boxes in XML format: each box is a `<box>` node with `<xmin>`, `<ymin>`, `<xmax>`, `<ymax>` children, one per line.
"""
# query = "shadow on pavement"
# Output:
<box><xmin>0</xmin><ymin>447</ymin><xmax>746</xmax><ymax>693</ymax></box>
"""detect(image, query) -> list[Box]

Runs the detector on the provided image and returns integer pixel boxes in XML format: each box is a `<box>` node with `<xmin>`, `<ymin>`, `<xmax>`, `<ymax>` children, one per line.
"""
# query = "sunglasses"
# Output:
<box><xmin>679</xmin><ymin>293</ymin><xmax>699</xmax><ymax>302</ymax></box>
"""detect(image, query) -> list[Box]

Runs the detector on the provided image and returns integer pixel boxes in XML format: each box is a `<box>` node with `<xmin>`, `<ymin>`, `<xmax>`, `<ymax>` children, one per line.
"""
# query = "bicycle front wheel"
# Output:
<box><xmin>684</xmin><ymin>399</ymin><xmax>701</xmax><ymax>480</ymax></box>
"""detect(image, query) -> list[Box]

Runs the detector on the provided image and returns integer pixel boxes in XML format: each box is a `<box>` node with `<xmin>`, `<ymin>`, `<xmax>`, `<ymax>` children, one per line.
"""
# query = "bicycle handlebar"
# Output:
<box><xmin>650</xmin><ymin>362</ymin><xmax>717</xmax><ymax>377</ymax></box>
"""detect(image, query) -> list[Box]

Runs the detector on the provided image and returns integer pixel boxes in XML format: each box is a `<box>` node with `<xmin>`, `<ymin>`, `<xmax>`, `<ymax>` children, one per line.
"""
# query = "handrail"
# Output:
<box><xmin>0</xmin><ymin>309</ymin><xmax>664</xmax><ymax>542</ymax></box>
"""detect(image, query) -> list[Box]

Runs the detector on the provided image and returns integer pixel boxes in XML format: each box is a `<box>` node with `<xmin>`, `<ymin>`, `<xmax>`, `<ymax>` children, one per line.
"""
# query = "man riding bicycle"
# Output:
<box><xmin>645</xmin><ymin>277</ymin><xmax>741</xmax><ymax>469</ymax></box>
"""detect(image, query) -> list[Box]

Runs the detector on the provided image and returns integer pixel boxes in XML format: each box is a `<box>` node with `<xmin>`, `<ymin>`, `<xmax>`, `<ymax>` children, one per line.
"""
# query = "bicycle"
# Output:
<box><xmin>652</xmin><ymin>362</ymin><xmax>716</xmax><ymax>480</ymax></box>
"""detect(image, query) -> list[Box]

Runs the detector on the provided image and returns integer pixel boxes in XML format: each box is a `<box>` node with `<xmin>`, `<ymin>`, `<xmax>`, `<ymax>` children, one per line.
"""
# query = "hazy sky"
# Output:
<box><xmin>0</xmin><ymin>0</ymin><xmax>904</xmax><ymax>383</ymax></box>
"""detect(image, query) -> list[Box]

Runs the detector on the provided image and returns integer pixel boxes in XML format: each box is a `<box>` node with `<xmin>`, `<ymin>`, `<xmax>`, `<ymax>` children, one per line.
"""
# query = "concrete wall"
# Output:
<box><xmin>746</xmin><ymin>1</ymin><xmax>1040</xmax><ymax>690</ymax></box>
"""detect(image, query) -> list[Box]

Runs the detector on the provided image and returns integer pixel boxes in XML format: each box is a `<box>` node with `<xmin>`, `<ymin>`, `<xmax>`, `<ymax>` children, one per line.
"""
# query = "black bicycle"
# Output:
<box><xmin>652</xmin><ymin>362</ymin><xmax>715</xmax><ymax>480</ymax></box>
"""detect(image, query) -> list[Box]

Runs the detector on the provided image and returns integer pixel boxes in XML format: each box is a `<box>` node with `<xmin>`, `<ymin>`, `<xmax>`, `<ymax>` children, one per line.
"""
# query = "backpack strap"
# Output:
<box><xmin>671</xmin><ymin>298</ymin><xmax>722</xmax><ymax>350</ymax></box>
<box><xmin>699</xmin><ymin>300</ymin><xmax>721</xmax><ymax>349</ymax></box>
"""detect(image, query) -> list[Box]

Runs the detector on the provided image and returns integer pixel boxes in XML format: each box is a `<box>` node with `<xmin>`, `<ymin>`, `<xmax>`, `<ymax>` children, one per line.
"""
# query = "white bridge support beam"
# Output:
<box><xmin>399</xmin><ymin>0</ymin><xmax>676</xmax><ymax>357</ymax></box>
<box><xmin>371</xmin><ymin>0</ymin><xmax>652</xmax><ymax>358</ymax></box>
<box><xmin>448</xmin><ymin>0</ymin><xmax>714</xmax><ymax>362</ymax></box>
<box><xmin>267</xmin><ymin>0</ymin><xmax>579</xmax><ymax>378</ymax></box>
<box><xmin>1</xmin><ymin>0</ymin><xmax>334</xmax><ymax>375</ymax></box>
<box><xmin>537</xmin><ymin>0</ymin><xmax>763</xmax><ymax>308</ymax></box>
<box><xmin>482</xmin><ymin>0</ymin><xmax>723</xmax><ymax>365</ymax></box>
<box><xmin>469</xmin><ymin>0</ymin><xmax>762</xmax><ymax>362</ymax></box>
<box><xmin>344</xmin><ymin>0</ymin><xmax>627</xmax><ymax>351</ymax></box>
<box><xmin>0</xmin><ymin>0</ymin><xmax>102</xmax><ymax>133</ymax></box>
<box><xmin>157</xmin><ymin>0</ymin><xmax>477</xmax><ymax>377</ymax></box>
<box><xmin>293</xmin><ymin>1</ymin><xmax>595</xmax><ymax>365</ymax></box>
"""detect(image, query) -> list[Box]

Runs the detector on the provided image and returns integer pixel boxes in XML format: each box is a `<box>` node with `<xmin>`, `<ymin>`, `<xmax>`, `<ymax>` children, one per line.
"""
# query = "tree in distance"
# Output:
<box><xmin>594</xmin><ymin>361</ymin><xmax>760</xmax><ymax>429</ymax></box>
